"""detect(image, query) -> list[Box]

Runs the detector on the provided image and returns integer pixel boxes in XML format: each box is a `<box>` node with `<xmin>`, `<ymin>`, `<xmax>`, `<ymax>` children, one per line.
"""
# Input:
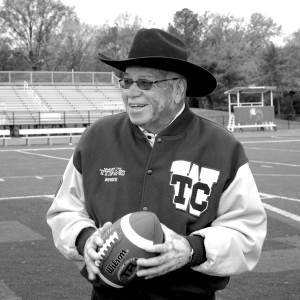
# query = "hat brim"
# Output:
<box><xmin>98</xmin><ymin>53</ymin><xmax>216</xmax><ymax>97</ymax></box>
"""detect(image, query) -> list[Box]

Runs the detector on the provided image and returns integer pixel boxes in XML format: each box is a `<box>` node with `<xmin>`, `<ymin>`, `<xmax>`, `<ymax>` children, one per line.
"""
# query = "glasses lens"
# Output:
<box><xmin>136</xmin><ymin>80</ymin><xmax>153</xmax><ymax>90</ymax></box>
<box><xmin>120</xmin><ymin>78</ymin><xmax>133</xmax><ymax>89</ymax></box>
<box><xmin>119</xmin><ymin>78</ymin><xmax>153</xmax><ymax>90</ymax></box>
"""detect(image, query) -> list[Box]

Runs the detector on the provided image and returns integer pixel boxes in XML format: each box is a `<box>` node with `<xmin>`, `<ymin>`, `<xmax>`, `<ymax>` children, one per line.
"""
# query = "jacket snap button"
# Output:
<box><xmin>157</xmin><ymin>137</ymin><xmax>162</xmax><ymax>143</ymax></box>
<box><xmin>147</xmin><ymin>169</ymin><xmax>153</xmax><ymax>175</ymax></box>
<box><xmin>143</xmin><ymin>207</ymin><xmax>148</xmax><ymax>211</ymax></box>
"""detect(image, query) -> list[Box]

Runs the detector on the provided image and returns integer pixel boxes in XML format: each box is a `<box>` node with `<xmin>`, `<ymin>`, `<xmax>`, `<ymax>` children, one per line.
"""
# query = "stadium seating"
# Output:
<box><xmin>0</xmin><ymin>84</ymin><xmax>125</xmax><ymax>126</ymax></box>
<box><xmin>34</xmin><ymin>85</ymin><xmax>125</xmax><ymax>112</ymax></box>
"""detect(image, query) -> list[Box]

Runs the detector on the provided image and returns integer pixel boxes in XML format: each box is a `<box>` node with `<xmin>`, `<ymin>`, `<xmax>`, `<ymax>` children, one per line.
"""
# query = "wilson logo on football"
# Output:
<box><xmin>105</xmin><ymin>249</ymin><xmax>129</xmax><ymax>274</ymax></box>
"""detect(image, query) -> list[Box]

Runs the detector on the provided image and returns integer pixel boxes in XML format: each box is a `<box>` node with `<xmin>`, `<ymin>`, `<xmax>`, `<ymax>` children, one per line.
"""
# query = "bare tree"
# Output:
<box><xmin>0</xmin><ymin>0</ymin><xmax>74</xmax><ymax>70</ymax></box>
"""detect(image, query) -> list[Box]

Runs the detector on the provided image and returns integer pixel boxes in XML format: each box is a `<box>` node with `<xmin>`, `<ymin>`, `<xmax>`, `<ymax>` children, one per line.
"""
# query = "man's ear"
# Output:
<box><xmin>174</xmin><ymin>79</ymin><xmax>186</xmax><ymax>104</ymax></box>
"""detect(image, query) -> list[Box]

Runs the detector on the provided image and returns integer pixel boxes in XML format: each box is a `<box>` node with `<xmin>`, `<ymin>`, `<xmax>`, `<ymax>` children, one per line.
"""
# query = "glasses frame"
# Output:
<box><xmin>119</xmin><ymin>77</ymin><xmax>182</xmax><ymax>90</ymax></box>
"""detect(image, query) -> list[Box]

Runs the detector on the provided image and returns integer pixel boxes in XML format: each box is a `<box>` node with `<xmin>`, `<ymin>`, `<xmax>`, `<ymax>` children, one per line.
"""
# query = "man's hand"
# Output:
<box><xmin>136</xmin><ymin>224</ymin><xmax>192</xmax><ymax>280</ymax></box>
<box><xmin>83</xmin><ymin>221</ymin><xmax>112</xmax><ymax>280</ymax></box>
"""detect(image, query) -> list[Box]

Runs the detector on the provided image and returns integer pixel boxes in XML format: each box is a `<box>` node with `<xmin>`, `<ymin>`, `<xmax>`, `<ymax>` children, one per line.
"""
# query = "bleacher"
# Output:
<box><xmin>0</xmin><ymin>71</ymin><xmax>126</xmax><ymax>145</ymax></box>
<box><xmin>33</xmin><ymin>85</ymin><xmax>124</xmax><ymax>112</ymax></box>
<box><xmin>0</xmin><ymin>85</ymin><xmax>40</xmax><ymax>125</ymax></box>
<box><xmin>0</xmin><ymin>84</ymin><xmax>125</xmax><ymax>127</ymax></box>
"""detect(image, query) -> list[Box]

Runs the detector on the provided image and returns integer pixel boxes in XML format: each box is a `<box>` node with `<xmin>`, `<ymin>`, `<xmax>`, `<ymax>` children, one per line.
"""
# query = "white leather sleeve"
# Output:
<box><xmin>192</xmin><ymin>163</ymin><xmax>267</xmax><ymax>276</ymax></box>
<box><xmin>46</xmin><ymin>156</ymin><xmax>96</xmax><ymax>261</ymax></box>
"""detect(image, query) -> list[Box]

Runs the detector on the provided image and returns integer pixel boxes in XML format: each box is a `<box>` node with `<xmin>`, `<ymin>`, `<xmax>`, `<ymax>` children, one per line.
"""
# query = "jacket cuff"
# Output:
<box><xmin>185</xmin><ymin>235</ymin><xmax>206</xmax><ymax>266</ymax></box>
<box><xmin>75</xmin><ymin>227</ymin><xmax>96</xmax><ymax>256</ymax></box>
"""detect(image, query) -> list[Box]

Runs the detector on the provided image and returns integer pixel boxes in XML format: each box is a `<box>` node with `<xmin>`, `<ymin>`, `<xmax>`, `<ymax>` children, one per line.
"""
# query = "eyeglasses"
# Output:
<box><xmin>119</xmin><ymin>78</ymin><xmax>182</xmax><ymax>90</ymax></box>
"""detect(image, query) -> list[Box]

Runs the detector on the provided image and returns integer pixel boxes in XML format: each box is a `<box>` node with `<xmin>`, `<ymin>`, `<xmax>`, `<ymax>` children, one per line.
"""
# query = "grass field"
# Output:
<box><xmin>0</xmin><ymin>129</ymin><xmax>299</xmax><ymax>300</ymax></box>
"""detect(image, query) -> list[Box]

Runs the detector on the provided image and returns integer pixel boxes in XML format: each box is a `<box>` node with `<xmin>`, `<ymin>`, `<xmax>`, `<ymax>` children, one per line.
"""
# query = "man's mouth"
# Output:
<box><xmin>129</xmin><ymin>104</ymin><xmax>148</xmax><ymax>108</ymax></box>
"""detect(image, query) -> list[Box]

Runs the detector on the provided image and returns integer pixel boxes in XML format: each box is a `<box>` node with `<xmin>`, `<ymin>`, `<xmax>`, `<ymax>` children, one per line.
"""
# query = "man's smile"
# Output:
<box><xmin>128</xmin><ymin>103</ymin><xmax>149</xmax><ymax>109</ymax></box>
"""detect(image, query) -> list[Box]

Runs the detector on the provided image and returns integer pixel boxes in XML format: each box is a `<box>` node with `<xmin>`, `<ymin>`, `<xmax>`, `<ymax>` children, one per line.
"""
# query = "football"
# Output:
<box><xmin>95</xmin><ymin>211</ymin><xmax>164</xmax><ymax>288</ymax></box>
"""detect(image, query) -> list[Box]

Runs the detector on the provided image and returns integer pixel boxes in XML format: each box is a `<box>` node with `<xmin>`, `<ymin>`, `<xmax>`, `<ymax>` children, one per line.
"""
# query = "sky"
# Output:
<box><xmin>61</xmin><ymin>0</ymin><xmax>300</xmax><ymax>40</ymax></box>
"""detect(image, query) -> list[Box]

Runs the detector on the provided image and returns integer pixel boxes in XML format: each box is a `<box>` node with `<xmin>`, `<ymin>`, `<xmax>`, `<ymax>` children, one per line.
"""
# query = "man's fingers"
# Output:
<box><xmin>142</xmin><ymin>242</ymin><xmax>170</xmax><ymax>254</ymax></box>
<box><xmin>99</xmin><ymin>221</ymin><xmax>112</xmax><ymax>234</ymax></box>
<box><xmin>86</xmin><ymin>263</ymin><xmax>99</xmax><ymax>280</ymax></box>
<box><xmin>89</xmin><ymin>222</ymin><xmax>113</xmax><ymax>249</ymax></box>
<box><xmin>86</xmin><ymin>246</ymin><xmax>100</xmax><ymax>261</ymax></box>
<box><xmin>83</xmin><ymin>222</ymin><xmax>114</xmax><ymax>281</ymax></box>
<box><xmin>137</xmin><ymin>258</ymin><xmax>173</xmax><ymax>278</ymax></box>
<box><xmin>137</xmin><ymin>251</ymin><xmax>170</xmax><ymax>267</ymax></box>
<box><xmin>84</xmin><ymin>222</ymin><xmax>113</xmax><ymax>267</ymax></box>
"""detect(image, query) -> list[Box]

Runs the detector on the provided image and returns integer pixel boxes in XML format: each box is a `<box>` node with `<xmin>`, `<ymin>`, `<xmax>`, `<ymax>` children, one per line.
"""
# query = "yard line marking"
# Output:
<box><xmin>245</xmin><ymin>146</ymin><xmax>300</xmax><ymax>153</ymax></box>
<box><xmin>15</xmin><ymin>150</ymin><xmax>69</xmax><ymax>161</ymax></box>
<box><xmin>0</xmin><ymin>179</ymin><xmax>4</xmax><ymax>182</ymax></box>
<box><xmin>0</xmin><ymin>195</ymin><xmax>54</xmax><ymax>201</ymax></box>
<box><xmin>36</xmin><ymin>176</ymin><xmax>43</xmax><ymax>179</ymax></box>
<box><xmin>0</xmin><ymin>147</ymin><xmax>75</xmax><ymax>152</ymax></box>
<box><xmin>23</xmin><ymin>147</ymin><xmax>75</xmax><ymax>151</ymax></box>
<box><xmin>263</xmin><ymin>203</ymin><xmax>300</xmax><ymax>222</ymax></box>
<box><xmin>0</xmin><ymin>175</ymin><xmax>61</xmax><ymax>179</ymax></box>
<box><xmin>250</xmin><ymin>160</ymin><xmax>300</xmax><ymax>167</ymax></box>
<box><xmin>259</xmin><ymin>194</ymin><xmax>274</xmax><ymax>200</ymax></box>
<box><xmin>260</xmin><ymin>192</ymin><xmax>300</xmax><ymax>203</ymax></box>
<box><xmin>242</xmin><ymin>139</ymin><xmax>300</xmax><ymax>144</ymax></box>
<box><xmin>254</xmin><ymin>174</ymin><xmax>300</xmax><ymax>177</ymax></box>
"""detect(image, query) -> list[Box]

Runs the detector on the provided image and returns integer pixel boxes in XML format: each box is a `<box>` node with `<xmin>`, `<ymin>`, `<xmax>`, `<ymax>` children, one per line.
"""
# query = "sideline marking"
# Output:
<box><xmin>254</xmin><ymin>174</ymin><xmax>300</xmax><ymax>177</ymax></box>
<box><xmin>263</xmin><ymin>203</ymin><xmax>300</xmax><ymax>222</ymax></box>
<box><xmin>0</xmin><ymin>195</ymin><xmax>53</xmax><ymax>201</ymax></box>
<box><xmin>242</xmin><ymin>139</ymin><xmax>300</xmax><ymax>144</ymax></box>
<box><xmin>260</xmin><ymin>192</ymin><xmax>300</xmax><ymax>203</ymax></box>
<box><xmin>16</xmin><ymin>150</ymin><xmax>69</xmax><ymax>161</ymax></box>
<box><xmin>250</xmin><ymin>160</ymin><xmax>300</xmax><ymax>167</ymax></box>
<box><xmin>245</xmin><ymin>146</ymin><xmax>300</xmax><ymax>153</ymax></box>
<box><xmin>0</xmin><ymin>147</ymin><xmax>75</xmax><ymax>152</ymax></box>
<box><xmin>0</xmin><ymin>175</ymin><xmax>60</xmax><ymax>180</ymax></box>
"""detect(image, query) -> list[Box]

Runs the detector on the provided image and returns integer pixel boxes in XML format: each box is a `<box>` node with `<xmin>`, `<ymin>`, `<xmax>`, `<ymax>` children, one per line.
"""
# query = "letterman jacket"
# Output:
<box><xmin>47</xmin><ymin>106</ymin><xmax>267</xmax><ymax>296</ymax></box>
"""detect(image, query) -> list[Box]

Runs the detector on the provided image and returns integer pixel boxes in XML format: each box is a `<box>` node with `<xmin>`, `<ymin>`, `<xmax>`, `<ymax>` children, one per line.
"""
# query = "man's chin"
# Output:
<box><xmin>128</xmin><ymin>115</ymin><xmax>148</xmax><ymax>127</ymax></box>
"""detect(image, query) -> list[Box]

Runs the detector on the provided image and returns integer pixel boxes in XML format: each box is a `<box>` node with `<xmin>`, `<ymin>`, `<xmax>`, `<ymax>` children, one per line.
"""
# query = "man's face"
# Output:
<box><xmin>121</xmin><ymin>66</ymin><xmax>183</xmax><ymax>134</ymax></box>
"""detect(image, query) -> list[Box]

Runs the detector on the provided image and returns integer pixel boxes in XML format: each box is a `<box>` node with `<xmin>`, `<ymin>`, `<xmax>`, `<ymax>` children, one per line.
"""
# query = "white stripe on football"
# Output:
<box><xmin>120</xmin><ymin>213</ymin><xmax>155</xmax><ymax>249</ymax></box>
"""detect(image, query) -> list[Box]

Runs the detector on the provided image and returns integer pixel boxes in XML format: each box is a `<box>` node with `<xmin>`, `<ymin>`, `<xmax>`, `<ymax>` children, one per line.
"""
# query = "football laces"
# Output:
<box><xmin>95</xmin><ymin>231</ymin><xmax>119</xmax><ymax>266</ymax></box>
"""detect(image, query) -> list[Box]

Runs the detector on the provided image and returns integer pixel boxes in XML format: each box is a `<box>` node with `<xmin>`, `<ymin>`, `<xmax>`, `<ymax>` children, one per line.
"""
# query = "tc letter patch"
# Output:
<box><xmin>170</xmin><ymin>160</ymin><xmax>220</xmax><ymax>217</ymax></box>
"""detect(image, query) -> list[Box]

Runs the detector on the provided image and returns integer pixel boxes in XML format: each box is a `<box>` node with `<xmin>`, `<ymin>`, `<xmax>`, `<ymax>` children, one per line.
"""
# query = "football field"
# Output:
<box><xmin>0</xmin><ymin>130</ymin><xmax>299</xmax><ymax>300</ymax></box>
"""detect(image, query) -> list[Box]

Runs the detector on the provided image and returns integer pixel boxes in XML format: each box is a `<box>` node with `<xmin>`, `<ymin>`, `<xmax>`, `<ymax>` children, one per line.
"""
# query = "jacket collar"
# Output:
<box><xmin>159</xmin><ymin>105</ymin><xmax>195</xmax><ymax>137</ymax></box>
<box><xmin>130</xmin><ymin>105</ymin><xmax>196</xmax><ymax>138</ymax></box>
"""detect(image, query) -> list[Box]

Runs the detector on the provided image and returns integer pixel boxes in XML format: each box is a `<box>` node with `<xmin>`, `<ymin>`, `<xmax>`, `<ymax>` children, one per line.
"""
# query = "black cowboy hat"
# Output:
<box><xmin>98</xmin><ymin>28</ymin><xmax>217</xmax><ymax>97</ymax></box>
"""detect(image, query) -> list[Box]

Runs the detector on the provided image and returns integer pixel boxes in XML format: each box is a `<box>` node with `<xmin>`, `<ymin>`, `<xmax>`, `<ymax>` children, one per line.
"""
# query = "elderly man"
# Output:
<box><xmin>47</xmin><ymin>28</ymin><xmax>267</xmax><ymax>300</ymax></box>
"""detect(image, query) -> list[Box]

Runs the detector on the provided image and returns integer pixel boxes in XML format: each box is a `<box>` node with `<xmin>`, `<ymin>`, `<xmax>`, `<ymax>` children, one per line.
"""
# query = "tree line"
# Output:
<box><xmin>0</xmin><ymin>0</ymin><xmax>299</xmax><ymax>117</ymax></box>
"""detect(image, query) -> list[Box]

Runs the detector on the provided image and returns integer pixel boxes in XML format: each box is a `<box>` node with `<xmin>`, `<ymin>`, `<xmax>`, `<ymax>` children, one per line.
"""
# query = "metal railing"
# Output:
<box><xmin>0</xmin><ymin>111</ymin><xmax>299</xmax><ymax>132</ymax></box>
<box><xmin>0</xmin><ymin>71</ymin><xmax>119</xmax><ymax>86</ymax></box>
<box><xmin>24</xmin><ymin>81</ymin><xmax>49</xmax><ymax>112</ymax></box>
<box><xmin>0</xmin><ymin>110</ymin><xmax>125</xmax><ymax>128</ymax></box>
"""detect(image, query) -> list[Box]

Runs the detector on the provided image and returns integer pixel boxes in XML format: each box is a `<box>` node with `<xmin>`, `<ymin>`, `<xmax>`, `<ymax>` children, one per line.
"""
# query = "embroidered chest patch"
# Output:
<box><xmin>99</xmin><ymin>167</ymin><xmax>126</xmax><ymax>182</ymax></box>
